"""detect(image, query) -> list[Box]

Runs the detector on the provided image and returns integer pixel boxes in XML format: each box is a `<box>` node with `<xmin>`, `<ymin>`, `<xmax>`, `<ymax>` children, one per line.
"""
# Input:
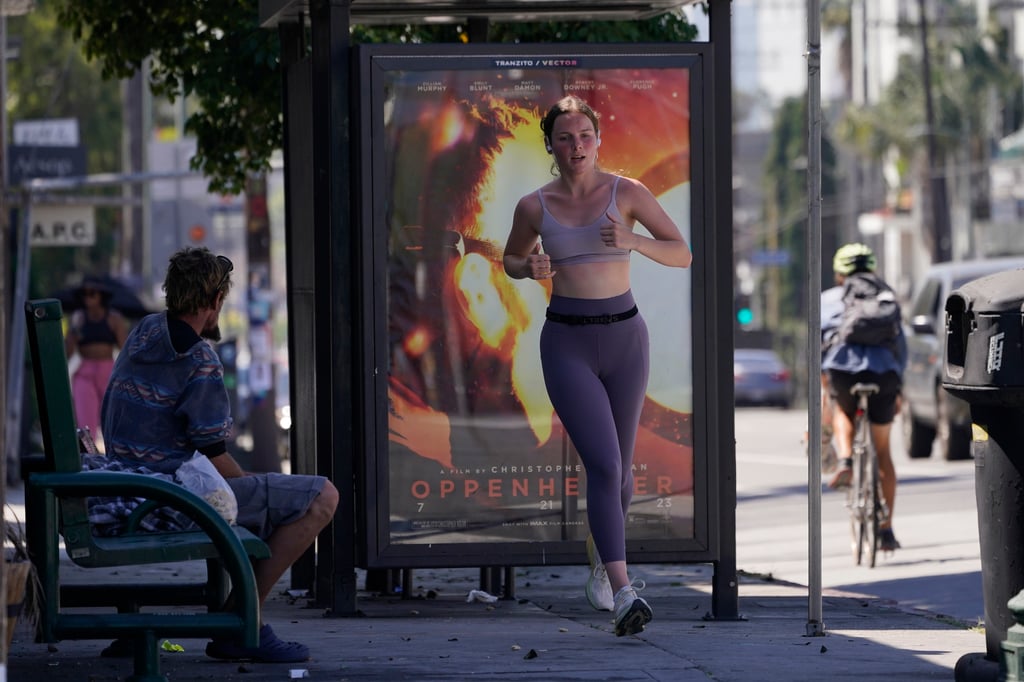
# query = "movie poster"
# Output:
<box><xmin>367</xmin><ymin>49</ymin><xmax>698</xmax><ymax>554</ymax></box>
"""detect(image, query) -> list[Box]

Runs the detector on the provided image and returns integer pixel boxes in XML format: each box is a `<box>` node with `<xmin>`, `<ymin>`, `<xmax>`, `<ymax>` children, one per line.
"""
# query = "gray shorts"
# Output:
<box><xmin>227</xmin><ymin>473</ymin><xmax>328</xmax><ymax>540</ymax></box>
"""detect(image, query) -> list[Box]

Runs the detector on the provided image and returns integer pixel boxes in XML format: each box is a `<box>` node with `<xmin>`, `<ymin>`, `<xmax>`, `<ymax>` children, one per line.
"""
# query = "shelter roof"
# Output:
<box><xmin>260</xmin><ymin>0</ymin><xmax>703</xmax><ymax>26</ymax></box>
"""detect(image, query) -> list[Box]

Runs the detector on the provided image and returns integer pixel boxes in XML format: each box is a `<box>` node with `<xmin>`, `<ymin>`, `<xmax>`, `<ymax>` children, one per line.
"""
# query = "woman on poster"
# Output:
<box><xmin>503</xmin><ymin>95</ymin><xmax>692</xmax><ymax>636</ymax></box>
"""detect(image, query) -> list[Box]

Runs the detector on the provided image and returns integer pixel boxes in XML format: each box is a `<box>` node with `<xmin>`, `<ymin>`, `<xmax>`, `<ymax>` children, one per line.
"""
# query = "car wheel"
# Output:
<box><xmin>902</xmin><ymin>398</ymin><xmax>935</xmax><ymax>459</ymax></box>
<box><xmin>936</xmin><ymin>388</ymin><xmax>972</xmax><ymax>461</ymax></box>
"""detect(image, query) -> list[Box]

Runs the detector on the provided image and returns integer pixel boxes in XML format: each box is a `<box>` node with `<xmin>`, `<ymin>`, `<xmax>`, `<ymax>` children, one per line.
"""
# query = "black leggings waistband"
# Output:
<box><xmin>545</xmin><ymin>305</ymin><xmax>639</xmax><ymax>326</ymax></box>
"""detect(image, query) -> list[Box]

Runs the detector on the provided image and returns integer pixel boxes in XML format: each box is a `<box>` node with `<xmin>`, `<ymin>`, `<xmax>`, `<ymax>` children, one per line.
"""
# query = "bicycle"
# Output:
<box><xmin>847</xmin><ymin>382</ymin><xmax>889</xmax><ymax>568</ymax></box>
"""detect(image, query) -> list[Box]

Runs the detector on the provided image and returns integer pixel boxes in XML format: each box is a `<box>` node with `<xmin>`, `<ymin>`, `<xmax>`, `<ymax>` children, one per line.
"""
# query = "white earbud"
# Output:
<box><xmin>544</xmin><ymin>138</ymin><xmax>553</xmax><ymax>154</ymax></box>
<box><xmin>596</xmin><ymin>137</ymin><xmax>602</xmax><ymax>148</ymax></box>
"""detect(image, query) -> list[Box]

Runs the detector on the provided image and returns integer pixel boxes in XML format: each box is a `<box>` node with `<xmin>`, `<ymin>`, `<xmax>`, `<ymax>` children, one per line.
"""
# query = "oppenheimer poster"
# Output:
<box><xmin>360</xmin><ymin>46</ymin><xmax>703</xmax><ymax>561</ymax></box>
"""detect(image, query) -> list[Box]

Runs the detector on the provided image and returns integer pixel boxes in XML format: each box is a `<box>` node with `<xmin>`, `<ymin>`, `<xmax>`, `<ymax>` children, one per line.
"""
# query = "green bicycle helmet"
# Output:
<box><xmin>832</xmin><ymin>243</ymin><xmax>876</xmax><ymax>276</ymax></box>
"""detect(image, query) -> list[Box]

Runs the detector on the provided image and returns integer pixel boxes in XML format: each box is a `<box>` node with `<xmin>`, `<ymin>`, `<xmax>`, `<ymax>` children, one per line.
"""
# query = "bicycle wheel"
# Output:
<box><xmin>847</xmin><ymin>479</ymin><xmax>861</xmax><ymax>564</ymax></box>
<box><xmin>849</xmin><ymin>441</ymin><xmax>867</xmax><ymax>566</ymax></box>
<box><xmin>865</xmin><ymin>443</ymin><xmax>881</xmax><ymax>568</ymax></box>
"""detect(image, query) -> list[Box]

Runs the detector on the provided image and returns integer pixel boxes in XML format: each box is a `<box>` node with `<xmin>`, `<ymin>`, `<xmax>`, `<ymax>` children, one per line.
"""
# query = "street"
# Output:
<box><xmin>735</xmin><ymin>405</ymin><xmax>983</xmax><ymax>626</ymax></box>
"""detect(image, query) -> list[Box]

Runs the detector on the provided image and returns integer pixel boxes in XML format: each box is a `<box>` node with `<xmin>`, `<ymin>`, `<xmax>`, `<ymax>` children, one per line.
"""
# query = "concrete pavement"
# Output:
<box><xmin>6</xmin><ymin>558</ymin><xmax>991</xmax><ymax>681</ymax></box>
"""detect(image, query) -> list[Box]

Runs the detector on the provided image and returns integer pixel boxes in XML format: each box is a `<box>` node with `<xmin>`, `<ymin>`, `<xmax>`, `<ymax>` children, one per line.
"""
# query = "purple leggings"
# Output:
<box><xmin>540</xmin><ymin>291</ymin><xmax>649</xmax><ymax>564</ymax></box>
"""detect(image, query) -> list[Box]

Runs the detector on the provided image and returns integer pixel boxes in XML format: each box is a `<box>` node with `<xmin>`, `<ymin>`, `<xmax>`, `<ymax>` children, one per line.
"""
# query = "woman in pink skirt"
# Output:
<box><xmin>64</xmin><ymin>275</ymin><xmax>128</xmax><ymax>446</ymax></box>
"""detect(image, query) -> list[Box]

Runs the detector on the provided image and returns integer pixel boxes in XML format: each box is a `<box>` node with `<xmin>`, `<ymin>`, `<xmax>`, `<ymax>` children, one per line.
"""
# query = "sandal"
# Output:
<box><xmin>205</xmin><ymin>623</ymin><xmax>310</xmax><ymax>663</ymax></box>
<box><xmin>100</xmin><ymin>637</ymin><xmax>137</xmax><ymax>658</ymax></box>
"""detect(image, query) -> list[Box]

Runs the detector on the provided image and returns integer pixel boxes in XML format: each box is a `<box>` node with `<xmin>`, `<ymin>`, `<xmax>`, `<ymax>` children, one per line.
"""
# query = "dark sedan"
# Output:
<box><xmin>734</xmin><ymin>348</ymin><xmax>793</xmax><ymax>408</ymax></box>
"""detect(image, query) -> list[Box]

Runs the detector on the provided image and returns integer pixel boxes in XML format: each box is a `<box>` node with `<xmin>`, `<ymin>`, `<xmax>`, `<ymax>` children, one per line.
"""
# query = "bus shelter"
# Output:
<box><xmin>258</xmin><ymin>0</ymin><xmax>737</xmax><ymax>620</ymax></box>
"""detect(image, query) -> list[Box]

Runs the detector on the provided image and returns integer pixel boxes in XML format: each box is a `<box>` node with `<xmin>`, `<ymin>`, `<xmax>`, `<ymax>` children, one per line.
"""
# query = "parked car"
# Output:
<box><xmin>733</xmin><ymin>348</ymin><xmax>793</xmax><ymax>408</ymax></box>
<box><xmin>901</xmin><ymin>256</ymin><xmax>1024</xmax><ymax>461</ymax></box>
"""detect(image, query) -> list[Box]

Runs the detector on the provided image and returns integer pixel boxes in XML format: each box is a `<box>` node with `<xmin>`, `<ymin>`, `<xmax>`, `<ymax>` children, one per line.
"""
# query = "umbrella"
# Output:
<box><xmin>53</xmin><ymin>274</ymin><xmax>156</xmax><ymax>319</ymax></box>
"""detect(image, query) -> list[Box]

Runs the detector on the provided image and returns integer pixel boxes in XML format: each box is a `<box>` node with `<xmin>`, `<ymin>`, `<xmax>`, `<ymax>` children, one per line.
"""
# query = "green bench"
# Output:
<box><xmin>23</xmin><ymin>298</ymin><xmax>271</xmax><ymax>682</ymax></box>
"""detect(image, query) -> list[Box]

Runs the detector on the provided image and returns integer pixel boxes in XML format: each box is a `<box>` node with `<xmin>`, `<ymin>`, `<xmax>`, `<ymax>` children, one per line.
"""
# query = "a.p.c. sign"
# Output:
<box><xmin>29</xmin><ymin>205</ymin><xmax>96</xmax><ymax>247</ymax></box>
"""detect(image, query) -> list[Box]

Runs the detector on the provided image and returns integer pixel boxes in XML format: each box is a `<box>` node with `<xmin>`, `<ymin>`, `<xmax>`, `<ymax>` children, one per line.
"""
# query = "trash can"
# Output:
<box><xmin>943</xmin><ymin>268</ymin><xmax>1024</xmax><ymax>677</ymax></box>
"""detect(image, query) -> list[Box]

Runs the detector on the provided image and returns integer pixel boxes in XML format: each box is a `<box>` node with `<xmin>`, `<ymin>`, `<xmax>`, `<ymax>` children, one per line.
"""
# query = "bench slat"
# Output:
<box><xmin>51</xmin><ymin>612</ymin><xmax>246</xmax><ymax>640</ymax></box>
<box><xmin>83</xmin><ymin>526</ymin><xmax>270</xmax><ymax>566</ymax></box>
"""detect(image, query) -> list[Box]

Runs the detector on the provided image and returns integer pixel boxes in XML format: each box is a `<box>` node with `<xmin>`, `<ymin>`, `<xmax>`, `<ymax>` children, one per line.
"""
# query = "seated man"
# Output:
<box><xmin>96</xmin><ymin>246</ymin><xmax>339</xmax><ymax>662</ymax></box>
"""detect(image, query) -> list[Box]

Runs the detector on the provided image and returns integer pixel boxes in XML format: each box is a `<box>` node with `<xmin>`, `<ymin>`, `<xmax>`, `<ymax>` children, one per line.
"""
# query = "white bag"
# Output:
<box><xmin>175</xmin><ymin>452</ymin><xmax>238</xmax><ymax>525</ymax></box>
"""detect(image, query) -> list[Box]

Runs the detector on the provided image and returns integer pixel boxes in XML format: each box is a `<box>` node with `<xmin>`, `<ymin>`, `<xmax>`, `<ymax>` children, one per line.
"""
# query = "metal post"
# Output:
<box><xmin>310</xmin><ymin>0</ymin><xmax>357</xmax><ymax>617</ymax></box>
<box><xmin>4</xmin><ymin>189</ymin><xmax>31</xmax><ymax>487</ymax></box>
<box><xmin>122</xmin><ymin>70</ymin><xmax>146</xmax><ymax>279</ymax></box>
<box><xmin>917</xmin><ymin>0</ymin><xmax>952</xmax><ymax>263</ymax></box>
<box><xmin>709</xmin><ymin>0</ymin><xmax>740</xmax><ymax>621</ymax></box>
<box><xmin>0</xmin><ymin>12</ymin><xmax>7</xmax><ymax>670</ymax></box>
<box><xmin>277</xmin><ymin>16</ymin><xmax>317</xmax><ymax>594</ymax></box>
<box><xmin>0</xmin><ymin>7</ymin><xmax>36</xmax><ymax>542</ymax></box>
<box><xmin>806</xmin><ymin>0</ymin><xmax>825</xmax><ymax>637</ymax></box>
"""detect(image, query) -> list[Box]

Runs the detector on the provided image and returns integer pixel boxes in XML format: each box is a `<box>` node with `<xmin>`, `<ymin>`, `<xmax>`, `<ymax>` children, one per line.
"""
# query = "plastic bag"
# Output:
<box><xmin>175</xmin><ymin>452</ymin><xmax>238</xmax><ymax>525</ymax></box>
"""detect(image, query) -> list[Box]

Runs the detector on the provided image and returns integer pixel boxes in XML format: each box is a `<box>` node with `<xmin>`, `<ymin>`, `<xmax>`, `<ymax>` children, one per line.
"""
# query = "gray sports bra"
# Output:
<box><xmin>537</xmin><ymin>176</ymin><xmax>631</xmax><ymax>266</ymax></box>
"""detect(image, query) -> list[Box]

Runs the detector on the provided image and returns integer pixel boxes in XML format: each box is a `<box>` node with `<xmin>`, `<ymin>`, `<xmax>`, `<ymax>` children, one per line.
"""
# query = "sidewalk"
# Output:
<box><xmin>6</xmin><ymin>558</ymin><xmax>988</xmax><ymax>681</ymax></box>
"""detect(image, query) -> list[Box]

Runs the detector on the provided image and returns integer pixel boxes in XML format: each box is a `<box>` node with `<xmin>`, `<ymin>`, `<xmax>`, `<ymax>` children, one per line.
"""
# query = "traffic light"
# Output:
<box><xmin>736</xmin><ymin>294</ymin><xmax>754</xmax><ymax>327</ymax></box>
<box><xmin>736</xmin><ymin>305</ymin><xmax>753</xmax><ymax>326</ymax></box>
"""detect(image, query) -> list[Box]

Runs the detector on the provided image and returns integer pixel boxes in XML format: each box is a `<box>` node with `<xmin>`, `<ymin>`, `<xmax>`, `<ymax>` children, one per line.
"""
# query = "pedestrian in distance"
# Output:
<box><xmin>503</xmin><ymin>95</ymin><xmax>692</xmax><ymax>636</ymax></box>
<box><xmin>822</xmin><ymin>243</ymin><xmax>906</xmax><ymax>553</ymax></box>
<box><xmin>63</xmin><ymin>274</ymin><xmax>129</xmax><ymax>447</ymax></box>
<box><xmin>96</xmin><ymin>246</ymin><xmax>339</xmax><ymax>662</ymax></box>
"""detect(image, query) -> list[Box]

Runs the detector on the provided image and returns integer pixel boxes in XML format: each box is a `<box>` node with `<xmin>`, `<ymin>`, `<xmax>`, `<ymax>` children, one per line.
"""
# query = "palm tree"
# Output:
<box><xmin>835</xmin><ymin>4</ymin><xmax>1022</xmax><ymax>259</ymax></box>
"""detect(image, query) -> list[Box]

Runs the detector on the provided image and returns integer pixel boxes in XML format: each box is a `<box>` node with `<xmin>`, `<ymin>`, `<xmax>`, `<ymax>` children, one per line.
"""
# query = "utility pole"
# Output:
<box><xmin>122</xmin><ymin>70</ymin><xmax>146</xmax><ymax>278</ymax></box>
<box><xmin>917</xmin><ymin>0</ymin><xmax>953</xmax><ymax>263</ymax></box>
<box><xmin>2</xmin><ymin>3</ymin><xmax>37</xmax><ymax>671</ymax></box>
<box><xmin>0</xmin><ymin>13</ymin><xmax>9</xmax><ymax>669</ymax></box>
<box><xmin>244</xmin><ymin>173</ymin><xmax>280</xmax><ymax>473</ymax></box>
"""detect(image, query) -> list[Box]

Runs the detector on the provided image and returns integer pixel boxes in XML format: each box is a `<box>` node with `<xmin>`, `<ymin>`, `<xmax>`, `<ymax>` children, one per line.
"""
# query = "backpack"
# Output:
<box><xmin>836</xmin><ymin>272</ymin><xmax>902</xmax><ymax>349</ymax></box>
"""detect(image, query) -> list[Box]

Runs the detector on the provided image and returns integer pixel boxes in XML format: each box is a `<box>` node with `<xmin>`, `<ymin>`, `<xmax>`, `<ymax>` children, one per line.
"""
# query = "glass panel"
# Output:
<box><xmin>371</xmin><ymin>50</ymin><xmax>699</xmax><ymax>551</ymax></box>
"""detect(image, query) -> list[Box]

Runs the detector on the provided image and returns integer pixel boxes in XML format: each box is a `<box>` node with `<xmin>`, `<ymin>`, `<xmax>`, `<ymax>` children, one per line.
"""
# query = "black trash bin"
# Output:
<box><xmin>943</xmin><ymin>268</ymin><xmax>1024</xmax><ymax>680</ymax></box>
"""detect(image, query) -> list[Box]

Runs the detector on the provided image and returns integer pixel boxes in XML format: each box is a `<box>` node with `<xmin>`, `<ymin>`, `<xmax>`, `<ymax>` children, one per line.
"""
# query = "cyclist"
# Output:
<box><xmin>822</xmin><ymin>243</ymin><xmax>907</xmax><ymax>552</ymax></box>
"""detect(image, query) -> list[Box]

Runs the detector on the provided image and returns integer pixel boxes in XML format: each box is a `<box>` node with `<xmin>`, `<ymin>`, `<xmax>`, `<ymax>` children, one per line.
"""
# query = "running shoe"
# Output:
<box><xmin>829</xmin><ymin>458</ymin><xmax>853</xmax><ymax>490</ymax></box>
<box><xmin>613</xmin><ymin>582</ymin><xmax>653</xmax><ymax>637</ymax></box>
<box><xmin>585</xmin><ymin>535</ymin><xmax>614</xmax><ymax>612</ymax></box>
<box><xmin>879</xmin><ymin>528</ymin><xmax>901</xmax><ymax>552</ymax></box>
